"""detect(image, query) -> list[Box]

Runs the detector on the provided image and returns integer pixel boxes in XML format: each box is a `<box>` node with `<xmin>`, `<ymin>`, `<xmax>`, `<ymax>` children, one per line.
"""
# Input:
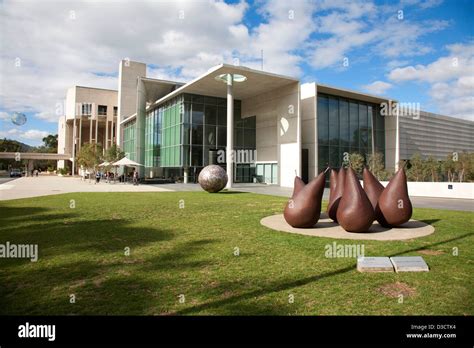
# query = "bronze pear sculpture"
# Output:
<box><xmin>362</xmin><ymin>167</ymin><xmax>384</xmax><ymax>210</ymax></box>
<box><xmin>327</xmin><ymin>167</ymin><xmax>345</xmax><ymax>222</ymax></box>
<box><xmin>375</xmin><ymin>167</ymin><xmax>412</xmax><ymax>227</ymax></box>
<box><xmin>283</xmin><ymin>169</ymin><xmax>327</xmax><ymax>228</ymax></box>
<box><xmin>291</xmin><ymin>175</ymin><xmax>306</xmax><ymax>198</ymax></box>
<box><xmin>336</xmin><ymin>167</ymin><xmax>375</xmax><ymax>232</ymax></box>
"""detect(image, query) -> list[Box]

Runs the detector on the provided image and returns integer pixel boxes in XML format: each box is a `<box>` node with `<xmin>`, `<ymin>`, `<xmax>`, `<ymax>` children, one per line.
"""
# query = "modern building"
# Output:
<box><xmin>58</xmin><ymin>60</ymin><xmax>474</xmax><ymax>187</ymax></box>
<box><xmin>57</xmin><ymin>86</ymin><xmax>118</xmax><ymax>173</ymax></box>
<box><xmin>399</xmin><ymin>111</ymin><xmax>474</xmax><ymax>160</ymax></box>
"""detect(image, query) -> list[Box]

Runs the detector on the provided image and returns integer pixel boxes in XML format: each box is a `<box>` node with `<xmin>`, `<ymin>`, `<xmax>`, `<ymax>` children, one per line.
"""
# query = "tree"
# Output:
<box><xmin>441</xmin><ymin>153</ymin><xmax>457</xmax><ymax>182</ymax></box>
<box><xmin>424</xmin><ymin>155</ymin><xmax>440</xmax><ymax>182</ymax></box>
<box><xmin>76</xmin><ymin>143</ymin><xmax>103</xmax><ymax>174</ymax></box>
<box><xmin>367</xmin><ymin>152</ymin><xmax>387</xmax><ymax>180</ymax></box>
<box><xmin>349</xmin><ymin>152</ymin><xmax>364</xmax><ymax>175</ymax></box>
<box><xmin>467</xmin><ymin>153</ymin><xmax>474</xmax><ymax>182</ymax></box>
<box><xmin>104</xmin><ymin>144</ymin><xmax>125</xmax><ymax>163</ymax></box>
<box><xmin>407</xmin><ymin>153</ymin><xmax>425</xmax><ymax>182</ymax></box>
<box><xmin>455</xmin><ymin>151</ymin><xmax>472</xmax><ymax>182</ymax></box>
<box><xmin>42</xmin><ymin>134</ymin><xmax>58</xmax><ymax>152</ymax></box>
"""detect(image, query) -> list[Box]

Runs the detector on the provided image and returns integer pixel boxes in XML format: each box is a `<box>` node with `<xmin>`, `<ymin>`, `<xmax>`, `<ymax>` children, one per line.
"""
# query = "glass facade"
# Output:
<box><xmin>123</xmin><ymin>119</ymin><xmax>136</xmax><ymax>161</ymax></box>
<box><xmin>161</xmin><ymin>99</ymin><xmax>182</xmax><ymax>167</ymax></box>
<box><xmin>123</xmin><ymin>93</ymin><xmax>257</xmax><ymax>182</ymax></box>
<box><xmin>255</xmin><ymin>163</ymin><xmax>278</xmax><ymax>184</ymax></box>
<box><xmin>317</xmin><ymin>93</ymin><xmax>385</xmax><ymax>173</ymax></box>
<box><xmin>145</xmin><ymin>110</ymin><xmax>160</xmax><ymax>172</ymax></box>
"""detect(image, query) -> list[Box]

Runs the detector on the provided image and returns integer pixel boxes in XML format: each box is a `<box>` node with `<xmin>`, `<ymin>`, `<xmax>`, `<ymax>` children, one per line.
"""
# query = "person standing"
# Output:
<box><xmin>95</xmin><ymin>171</ymin><xmax>100</xmax><ymax>184</ymax></box>
<box><xmin>133</xmin><ymin>170</ymin><xmax>139</xmax><ymax>186</ymax></box>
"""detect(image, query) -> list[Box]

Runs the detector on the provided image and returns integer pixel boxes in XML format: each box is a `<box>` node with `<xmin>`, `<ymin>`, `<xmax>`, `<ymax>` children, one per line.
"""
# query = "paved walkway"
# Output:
<box><xmin>0</xmin><ymin>176</ymin><xmax>171</xmax><ymax>201</ymax></box>
<box><xmin>152</xmin><ymin>183</ymin><xmax>472</xmax><ymax>211</ymax></box>
<box><xmin>0</xmin><ymin>176</ymin><xmax>472</xmax><ymax>211</ymax></box>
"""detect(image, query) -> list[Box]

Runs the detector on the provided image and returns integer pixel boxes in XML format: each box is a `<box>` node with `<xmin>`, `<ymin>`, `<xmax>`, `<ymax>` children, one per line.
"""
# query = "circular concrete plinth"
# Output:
<box><xmin>260</xmin><ymin>213</ymin><xmax>434</xmax><ymax>241</ymax></box>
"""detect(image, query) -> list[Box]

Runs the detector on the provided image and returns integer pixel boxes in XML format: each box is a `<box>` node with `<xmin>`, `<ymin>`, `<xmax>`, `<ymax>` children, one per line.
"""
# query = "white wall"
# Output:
<box><xmin>280</xmin><ymin>143</ymin><xmax>299</xmax><ymax>187</ymax></box>
<box><xmin>117</xmin><ymin>60</ymin><xmax>146</xmax><ymax>146</ymax></box>
<box><xmin>362</xmin><ymin>181</ymin><xmax>474</xmax><ymax>199</ymax></box>
<box><xmin>384</xmin><ymin>115</ymin><xmax>397</xmax><ymax>171</ymax></box>
<box><xmin>241</xmin><ymin>81</ymin><xmax>300</xmax><ymax>186</ymax></box>
<box><xmin>300</xmin><ymin>82</ymin><xmax>317</xmax><ymax>179</ymax></box>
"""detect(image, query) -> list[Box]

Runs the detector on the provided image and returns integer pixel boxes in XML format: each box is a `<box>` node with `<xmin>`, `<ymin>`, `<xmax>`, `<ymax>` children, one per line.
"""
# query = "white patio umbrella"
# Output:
<box><xmin>112</xmin><ymin>157</ymin><xmax>144</xmax><ymax>184</ymax></box>
<box><xmin>112</xmin><ymin>157</ymin><xmax>144</xmax><ymax>167</ymax></box>
<box><xmin>98</xmin><ymin>161</ymin><xmax>110</xmax><ymax>167</ymax></box>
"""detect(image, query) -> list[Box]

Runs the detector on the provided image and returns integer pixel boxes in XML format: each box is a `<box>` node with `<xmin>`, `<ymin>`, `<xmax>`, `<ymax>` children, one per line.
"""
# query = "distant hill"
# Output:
<box><xmin>0</xmin><ymin>138</ymin><xmax>33</xmax><ymax>152</ymax></box>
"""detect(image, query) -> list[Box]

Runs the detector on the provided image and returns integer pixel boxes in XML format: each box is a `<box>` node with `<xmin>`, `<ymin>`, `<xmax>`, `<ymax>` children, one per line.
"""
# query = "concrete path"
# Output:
<box><xmin>158</xmin><ymin>183</ymin><xmax>472</xmax><ymax>211</ymax></box>
<box><xmin>231</xmin><ymin>184</ymin><xmax>472</xmax><ymax>212</ymax></box>
<box><xmin>0</xmin><ymin>176</ymin><xmax>171</xmax><ymax>201</ymax></box>
<box><xmin>0</xmin><ymin>176</ymin><xmax>472</xmax><ymax>212</ymax></box>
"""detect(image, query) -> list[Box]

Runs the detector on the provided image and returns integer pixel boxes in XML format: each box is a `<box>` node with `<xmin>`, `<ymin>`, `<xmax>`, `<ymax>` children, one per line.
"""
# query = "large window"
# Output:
<box><xmin>123</xmin><ymin>120</ymin><xmax>136</xmax><ymax>161</ymax></box>
<box><xmin>161</xmin><ymin>99</ymin><xmax>182</xmax><ymax>167</ymax></box>
<box><xmin>255</xmin><ymin>163</ymin><xmax>278</xmax><ymax>184</ymax></box>
<box><xmin>98</xmin><ymin>105</ymin><xmax>107</xmax><ymax>116</ymax></box>
<box><xmin>317</xmin><ymin>93</ymin><xmax>384</xmax><ymax>174</ymax></box>
<box><xmin>145</xmin><ymin>108</ymin><xmax>160</xmax><ymax>171</ymax></box>
<box><xmin>145</xmin><ymin>94</ymin><xmax>255</xmax><ymax>182</ymax></box>
<box><xmin>81</xmin><ymin>103</ymin><xmax>92</xmax><ymax>116</ymax></box>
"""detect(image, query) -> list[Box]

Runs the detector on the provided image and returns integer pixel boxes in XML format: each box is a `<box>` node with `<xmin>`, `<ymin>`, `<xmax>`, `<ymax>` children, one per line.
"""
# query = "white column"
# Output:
<box><xmin>72</xmin><ymin>116</ymin><xmax>76</xmax><ymax>175</ymax></box>
<box><xmin>395</xmin><ymin>107</ymin><xmax>400</xmax><ymax>171</ymax></box>
<box><xmin>79</xmin><ymin>116</ymin><xmax>82</xmax><ymax>152</ymax></box>
<box><xmin>296</xmin><ymin>83</ymin><xmax>301</xmax><ymax>177</ymax></box>
<box><xmin>105</xmin><ymin>119</ymin><xmax>109</xmax><ymax>150</ymax></box>
<box><xmin>95</xmin><ymin>115</ymin><xmax>99</xmax><ymax>144</ymax></box>
<box><xmin>226</xmin><ymin>74</ymin><xmax>234</xmax><ymax>189</ymax></box>
<box><xmin>90</xmin><ymin>117</ymin><xmax>93</xmax><ymax>143</ymax></box>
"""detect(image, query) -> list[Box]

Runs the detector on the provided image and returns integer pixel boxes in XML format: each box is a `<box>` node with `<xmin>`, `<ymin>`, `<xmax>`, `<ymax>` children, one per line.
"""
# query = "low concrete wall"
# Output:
<box><xmin>362</xmin><ymin>181</ymin><xmax>474</xmax><ymax>199</ymax></box>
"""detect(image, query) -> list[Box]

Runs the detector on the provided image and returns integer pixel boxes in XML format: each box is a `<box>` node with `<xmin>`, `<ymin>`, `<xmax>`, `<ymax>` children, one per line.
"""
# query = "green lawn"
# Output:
<box><xmin>0</xmin><ymin>191</ymin><xmax>472</xmax><ymax>315</ymax></box>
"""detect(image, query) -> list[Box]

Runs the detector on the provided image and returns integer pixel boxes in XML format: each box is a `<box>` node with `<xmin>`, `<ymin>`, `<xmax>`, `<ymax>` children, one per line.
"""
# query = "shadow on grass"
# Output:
<box><xmin>142</xmin><ymin>239</ymin><xmax>218</xmax><ymax>272</ymax></box>
<box><xmin>388</xmin><ymin>232</ymin><xmax>474</xmax><ymax>256</ymax></box>
<box><xmin>174</xmin><ymin>232</ymin><xmax>474</xmax><ymax>315</ymax></box>
<box><xmin>2</xmin><ymin>221</ymin><xmax>175</xmax><ymax>255</ymax></box>
<box><xmin>419</xmin><ymin>219</ymin><xmax>441</xmax><ymax>225</ymax></box>
<box><xmin>0</xmin><ymin>206</ymin><xmax>51</xmax><ymax>221</ymax></box>
<box><xmin>0</xmin><ymin>238</ymin><xmax>219</xmax><ymax>315</ymax></box>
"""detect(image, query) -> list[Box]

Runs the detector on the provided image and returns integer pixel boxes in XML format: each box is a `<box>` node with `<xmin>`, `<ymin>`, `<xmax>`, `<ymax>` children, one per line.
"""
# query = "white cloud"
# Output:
<box><xmin>0</xmin><ymin>0</ymin><xmax>460</xmax><ymax>125</ymax></box>
<box><xmin>0</xmin><ymin>0</ymin><xmax>251</xmax><ymax>123</ymax></box>
<box><xmin>0</xmin><ymin>128</ymin><xmax>49</xmax><ymax>145</ymax></box>
<box><xmin>387</xmin><ymin>42</ymin><xmax>474</xmax><ymax>120</ymax></box>
<box><xmin>309</xmin><ymin>1</ymin><xmax>448</xmax><ymax>69</ymax></box>
<box><xmin>362</xmin><ymin>81</ymin><xmax>393</xmax><ymax>95</ymax></box>
<box><xmin>386</xmin><ymin>59</ymin><xmax>410</xmax><ymax>70</ymax></box>
<box><xmin>0</xmin><ymin>0</ymin><xmax>319</xmax><ymax>125</ymax></box>
<box><xmin>0</xmin><ymin>111</ymin><xmax>10</xmax><ymax>121</ymax></box>
<box><xmin>388</xmin><ymin>43</ymin><xmax>474</xmax><ymax>83</ymax></box>
<box><xmin>237</xmin><ymin>0</ymin><xmax>317</xmax><ymax>76</ymax></box>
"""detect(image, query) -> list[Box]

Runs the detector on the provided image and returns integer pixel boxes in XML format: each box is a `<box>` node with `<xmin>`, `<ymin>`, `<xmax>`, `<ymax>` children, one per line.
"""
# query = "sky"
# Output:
<box><xmin>0</xmin><ymin>0</ymin><xmax>473</xmax><ymax>146</ymax></box>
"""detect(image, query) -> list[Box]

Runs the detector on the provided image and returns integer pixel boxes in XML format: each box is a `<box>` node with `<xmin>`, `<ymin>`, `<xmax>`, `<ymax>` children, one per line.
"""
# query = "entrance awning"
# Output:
<box><xmin>151</xmin><ymin>64</ymin><xmax>299</xmax><ymax>106</ymax></box>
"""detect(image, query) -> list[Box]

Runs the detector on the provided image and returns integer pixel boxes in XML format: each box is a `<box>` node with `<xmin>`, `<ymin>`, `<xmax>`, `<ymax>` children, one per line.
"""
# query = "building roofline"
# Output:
<box><xmin>140</xmin><ymin>76</ymin><xmax>185</xmax><ymax>86</ymax></box>
<box><xmin>418</xmin><ymin>110</ymin><xmax>474</xmax><ymax>124</ymax></box>
<box><xmin>149</xmin><ymin>63</ymin><xmax>299</xmax><ymax>110</ymax></box>
<box><xmin>74</xmin><ymin>85</ymin><xmax>118</xmax><ymax>92</ymax></box>
<box><xmin>316</xmin><ymin>83</ymin><xmax>395</xmax><ymax>104</ymax></box>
